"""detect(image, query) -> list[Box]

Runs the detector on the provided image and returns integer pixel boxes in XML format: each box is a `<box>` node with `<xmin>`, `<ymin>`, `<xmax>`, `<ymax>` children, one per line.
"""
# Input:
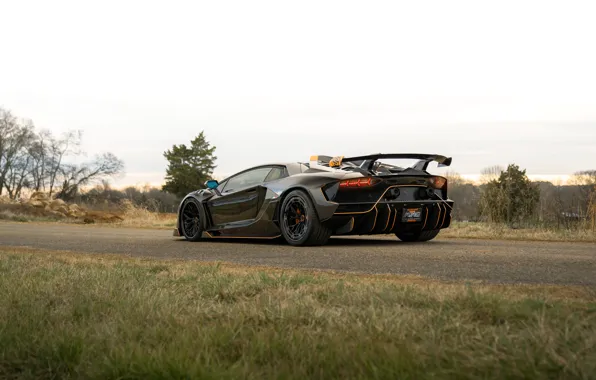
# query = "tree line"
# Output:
<box><xmin>447</xmin><ymin>165</ymin><xmax>596</xmax><ymax>229</ymax></box>
<box><xmin>0</xmin><ymin>107</ymin><xmax>125</xmax><ymax>201</ymax></box>
<box><xmin>0</xmin><ymin>106</ymin><xmax>217</xmax><ymax>212</ymax></box>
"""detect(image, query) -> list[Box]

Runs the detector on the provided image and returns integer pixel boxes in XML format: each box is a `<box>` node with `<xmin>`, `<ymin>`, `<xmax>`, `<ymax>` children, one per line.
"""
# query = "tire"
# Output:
<box><xmin>180</xmin><ymin>198</ymin><xmax>204</xmax><ymax>242</ymax></box>
<box><xmin>395</xmin><ymin>229</ymin><xmax>440</xmax><ymax>242</ymax></box>
<box><xmin>279</xmin><ymin>190</ymin><xmax>331</xmax><ymax>246</ymax></box>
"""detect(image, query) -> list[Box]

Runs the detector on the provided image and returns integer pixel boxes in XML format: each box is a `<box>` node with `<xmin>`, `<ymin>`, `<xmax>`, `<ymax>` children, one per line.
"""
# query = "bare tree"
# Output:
<box><xmin>444</xmin><ymin>171</ymin><xmax>465</xmax><ymax>187</ymax></box>
<box><xmin>56</xmin><ymin>152</ymin><xmax>124</xmax><ymax>201</ymax></box>
<box><xmin>46</xmin><ymin>130</ymin><xmax>82</xmax><ymax>196</ymax></box>
<box><xmin>572</xmin><ymin>170</ymin><xmax>596</xmax><ymax>186</ymax></box>
<box><xmin>3</xmin><ymin>152</ymin><xmax>32</xmax><ymax>199</ymax></box>
<box><xmin>589</xmin><ymin>185</ymin><xmax>596</xmax><ymax>232</ymax></box>
<box><xmin>541</xmin><ymin>183</ymin><xmax>568</xmax><ymax>228</ymax></box>
<box><xmin>2</xmin><ymin>106</ymin><xmax>125</xmax><ymax>201</ymax></box>
<box><xmin>0</xmin><ymin>109</ymin><xmax>35</xmax><ymax>197</ymax></box>
<box><xmin>568</xmin><ymin>170</ymin><xmax>596</xmax><ymax>217</ymax></box>
<box><xmin>479</xmin><ymin>165</ymin><xmax>504</xmax><ymax>184</ymax></box>
<box><xmin>442</xmin><ymin>171</ymin><xmax>481</xmax><ymax>221</ymax></box>
<box><xmin>28</xmin><ymin>129</ymin><xmax>52</xmax><ymax>192</ymax></box>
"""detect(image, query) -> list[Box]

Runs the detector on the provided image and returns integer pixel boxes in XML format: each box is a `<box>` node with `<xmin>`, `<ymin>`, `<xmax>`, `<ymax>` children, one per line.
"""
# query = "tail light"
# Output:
<box><xmin>339</xmin><ymin>177</ymin><xmax>380</xmax><ymax>188</ymax></box>
<box><xmin>428</xmin><ymin>176</ymin><xmax>447</xmax><ymax>189</ymax></box>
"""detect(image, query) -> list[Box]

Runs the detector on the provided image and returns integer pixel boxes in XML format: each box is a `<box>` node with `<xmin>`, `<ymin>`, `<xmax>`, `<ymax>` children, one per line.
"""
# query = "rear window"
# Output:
<box><xmin>265</xmin><ymin>167</ymin><xmax>287</xmax><ymax>182</ymax></box>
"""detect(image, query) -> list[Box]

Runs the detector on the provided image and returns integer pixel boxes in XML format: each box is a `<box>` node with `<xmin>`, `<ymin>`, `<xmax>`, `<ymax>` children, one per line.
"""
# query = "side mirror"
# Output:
<box><xmin>205</xmin><ymin>180</ymin><xmax>219</xmax><ymax>189</ymax></box>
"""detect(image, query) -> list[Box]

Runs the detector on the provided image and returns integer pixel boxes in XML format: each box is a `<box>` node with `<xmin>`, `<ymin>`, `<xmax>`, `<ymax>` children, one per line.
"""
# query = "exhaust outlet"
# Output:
<box><xmin>426</xmin><ymin>188</ymin><xmax>436</xmax><ymax>199</ymax></box>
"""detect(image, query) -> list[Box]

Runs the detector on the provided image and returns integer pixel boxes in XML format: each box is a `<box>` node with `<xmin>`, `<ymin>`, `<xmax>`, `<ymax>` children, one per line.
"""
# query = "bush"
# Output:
<box><xmin>479</xmin><ymin>165</ymin><xmax>540</xmax><ymax>226</ymax></box>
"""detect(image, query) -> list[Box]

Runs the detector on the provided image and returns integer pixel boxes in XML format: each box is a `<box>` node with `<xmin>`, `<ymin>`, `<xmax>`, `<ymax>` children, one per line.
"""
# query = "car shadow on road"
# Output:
<box><xmin>327</xmin><ymin>238</ymin><xmax>454</xmax><ymax>247</ymax></box>
<box><xmin>173</xmin><ymin>236</ymin><xmax>453</xmax><ymax>247</ymax></box>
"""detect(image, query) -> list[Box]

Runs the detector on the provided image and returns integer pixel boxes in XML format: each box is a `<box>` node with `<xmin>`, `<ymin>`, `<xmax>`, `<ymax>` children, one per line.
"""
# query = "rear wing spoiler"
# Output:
<box><xmin>343</xmin><ymin>154</ymin><xmax>452</xmax><ymax>171</ymax></box>
<box><xmin>309</xmin><ymin>153</ymin><xmax>452</xmax><ymax>172</ymax></box>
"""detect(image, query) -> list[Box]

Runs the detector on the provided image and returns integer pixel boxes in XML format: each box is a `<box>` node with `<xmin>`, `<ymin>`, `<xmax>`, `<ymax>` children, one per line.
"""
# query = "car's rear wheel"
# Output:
<box><xmin>395</xmin><ymin>229</ymin><xmax>440</xmax><ymax>242</ymax></box>
<box><xmin>280</xmin><ymin>190</ymin><xmax>331</xmax><ymax>246</ymax></box>
<box><xmin>180</xmin><ymin>198</ymin><xmax>203</xmax><ymax>241</ymax></box>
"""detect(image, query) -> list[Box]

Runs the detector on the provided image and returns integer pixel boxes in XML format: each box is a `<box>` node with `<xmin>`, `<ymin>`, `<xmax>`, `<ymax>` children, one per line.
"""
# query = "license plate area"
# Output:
<box><xmin>402</xmin><ymin>207</ymin><xmax>423</xmax><ymax>223</ymax></box>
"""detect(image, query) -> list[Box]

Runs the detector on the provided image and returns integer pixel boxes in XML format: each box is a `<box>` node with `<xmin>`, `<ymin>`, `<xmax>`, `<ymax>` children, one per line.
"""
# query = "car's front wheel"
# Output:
<box><xmin>395</xmin><ymin>229</ymin><xmax>440</xmax><ymax>242</ymax></box>
<box><xmin>280</xmin><ymin>190</ymin><xmax>331</xmax><ymax>246</ymax></box>
<box><xmin>180</xmin><ymin>198</ymin><xmax>204</xmax><ymax>241</ymax></box>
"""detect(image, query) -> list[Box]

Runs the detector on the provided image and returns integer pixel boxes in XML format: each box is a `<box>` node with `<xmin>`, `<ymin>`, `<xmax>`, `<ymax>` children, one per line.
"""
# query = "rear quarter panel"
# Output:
<box><xmin>266</xmin><ymin>172</ymin><xmax>348</xmax><ymax>221</ymax></box>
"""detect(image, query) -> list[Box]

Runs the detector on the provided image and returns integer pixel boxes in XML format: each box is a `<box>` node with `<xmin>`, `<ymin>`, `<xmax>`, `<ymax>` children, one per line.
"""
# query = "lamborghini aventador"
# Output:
<box><xmin>173</xmin><ymin>153</ymin><xmax>455</xmax><ymax>246</ymax></box>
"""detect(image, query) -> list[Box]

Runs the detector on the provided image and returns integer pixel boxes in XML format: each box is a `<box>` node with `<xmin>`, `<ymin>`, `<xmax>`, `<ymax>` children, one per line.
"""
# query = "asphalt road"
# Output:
<box><xmin>1</xmin><ymin>221</ymin><xmax>595</xmax><ymax>286</ymax></box>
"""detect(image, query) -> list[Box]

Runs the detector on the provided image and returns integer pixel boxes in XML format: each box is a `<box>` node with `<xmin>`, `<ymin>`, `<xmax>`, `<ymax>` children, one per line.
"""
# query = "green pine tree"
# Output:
<box><xmin>162</xmin><ymin>132</ymin><xmax>217</xmax><ymax>198</ymax></box>
<box><xmin>479</xmin><ymin>164</ymin><xmax>540</xmax><ymax>225</ymax></box>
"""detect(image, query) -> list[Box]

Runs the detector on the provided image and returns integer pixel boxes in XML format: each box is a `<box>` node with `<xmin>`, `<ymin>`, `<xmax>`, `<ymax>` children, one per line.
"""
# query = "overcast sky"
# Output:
<box><xmin>1</xmin><ymin>0</ymin><xmax>595</xmax><ymax>187</ymax></box>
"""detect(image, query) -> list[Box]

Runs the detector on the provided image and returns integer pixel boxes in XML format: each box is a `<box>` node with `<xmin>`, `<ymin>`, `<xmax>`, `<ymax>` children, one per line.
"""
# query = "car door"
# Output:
<box><xmin>207</xmin><ymin>166</ymin><xmax>274</xmax><ymax>227</ymax></box>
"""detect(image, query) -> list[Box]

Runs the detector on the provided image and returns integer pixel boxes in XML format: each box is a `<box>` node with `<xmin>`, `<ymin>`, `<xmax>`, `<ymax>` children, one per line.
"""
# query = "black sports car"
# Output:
<box><xmin>173</xmin><ymin>153</ymin><xmax>455</xmax><ymax>246</ymax></box>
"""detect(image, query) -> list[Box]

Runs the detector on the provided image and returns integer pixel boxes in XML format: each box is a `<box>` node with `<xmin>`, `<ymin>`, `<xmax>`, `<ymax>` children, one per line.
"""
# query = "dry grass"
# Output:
<box><xmin>0</xmin><ymin>209</ymin><xmax>33</xmax><ymax>223</ymax></box>
<box><xmin>0</xmin><ymin>204</ymin><xmax>66</xmax><ymax>223</ymax></box>
<box><xmin>0</xmin><ymin>201</ymin><xmax>177</xmax><ymax>229</ymax></box>
<box><xmin>1</xmin><ymin>246</ymin><xmax>595</xmax><ymax>379</ymax></box>
<box><xmin>114</xmin><ymin>201</ymin><xmax>177</xmax><ymax>229</ymax></box>
<box><xmin>442</xmin><ymin>221</ymin><xmax>596</xmax><ymax>242</ymax></box>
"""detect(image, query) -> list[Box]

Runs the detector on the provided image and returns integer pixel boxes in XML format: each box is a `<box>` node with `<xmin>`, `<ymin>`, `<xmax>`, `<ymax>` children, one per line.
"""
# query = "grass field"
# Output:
<box><xmin>1</xmin><ymin>247</ymin><xmax>595</xmax><ymax>379</ymax></box>
<box><xmin>441</xmin><ymin>222</ymin><xmax>596</xmax><ymax>242</ymax></box>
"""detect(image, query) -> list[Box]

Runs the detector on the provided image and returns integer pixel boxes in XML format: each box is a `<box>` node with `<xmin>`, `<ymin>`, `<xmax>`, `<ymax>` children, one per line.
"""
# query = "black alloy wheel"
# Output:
<box><xmin>181</xmin><ymin>199</ymin><xmax>203</xmax><ymax>241</ymax></box>
<box><xmin>279</xmin><ymin>190</ymin><xmax>331</xmax><ymax>246</ymax></box>
<box><xmin>282</xmin><ymin>196</ymin><xmax>310</xmax><ymax>241</ymax></box>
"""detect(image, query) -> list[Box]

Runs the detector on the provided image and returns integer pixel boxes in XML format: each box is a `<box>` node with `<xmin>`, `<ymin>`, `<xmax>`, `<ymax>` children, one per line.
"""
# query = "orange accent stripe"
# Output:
<box><xmin>440</xmin><ymin>204</ymin><xmax>448</xmax><ymax>228</ymax></box>
<box><xmin>383</xmin><ymin>204</ymin><xmax>391</xmax><ymax>232</ymax></box>
<box><xmin>334</xmin><ymin>185</ymin><xmax>428</xmax><ymax>215</ymax></box>
<box><xmin>370</xmin><ymin>206</ymin><xmax>378</xmax><ymax>233</ymax></box>
<box><xmin>347</xmin><ymin>217</ymin><xmax>355</xmax><ymax>233</ymax></box>
<box><xmin>434</xmin><ymin>204</ymin><xmax>442</xmax><ymax>229</ymax></box>
<box><xmin>422</xmin><ymin>208</ymin><xmax>429</xmax><ymax>230</ymax></box>
<box><xmin>390</xmin><ymin>209</ymin><xmax>398</xmax><ymax>231</ymax></box>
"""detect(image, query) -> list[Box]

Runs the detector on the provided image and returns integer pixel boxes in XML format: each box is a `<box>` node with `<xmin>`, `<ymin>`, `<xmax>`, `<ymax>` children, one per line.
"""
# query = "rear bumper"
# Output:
<box><xmin>328</xmin><ymin>200</ymin><xmax>454</xmax><ymax>235</ymax></box>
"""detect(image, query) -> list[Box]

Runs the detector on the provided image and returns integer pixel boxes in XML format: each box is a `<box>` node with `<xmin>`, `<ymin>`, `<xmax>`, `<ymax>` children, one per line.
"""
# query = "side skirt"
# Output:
<box><xmin>203</xmin><ymin>231</ymin><xmax>281</xmax><ymax>239</ymax></box>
